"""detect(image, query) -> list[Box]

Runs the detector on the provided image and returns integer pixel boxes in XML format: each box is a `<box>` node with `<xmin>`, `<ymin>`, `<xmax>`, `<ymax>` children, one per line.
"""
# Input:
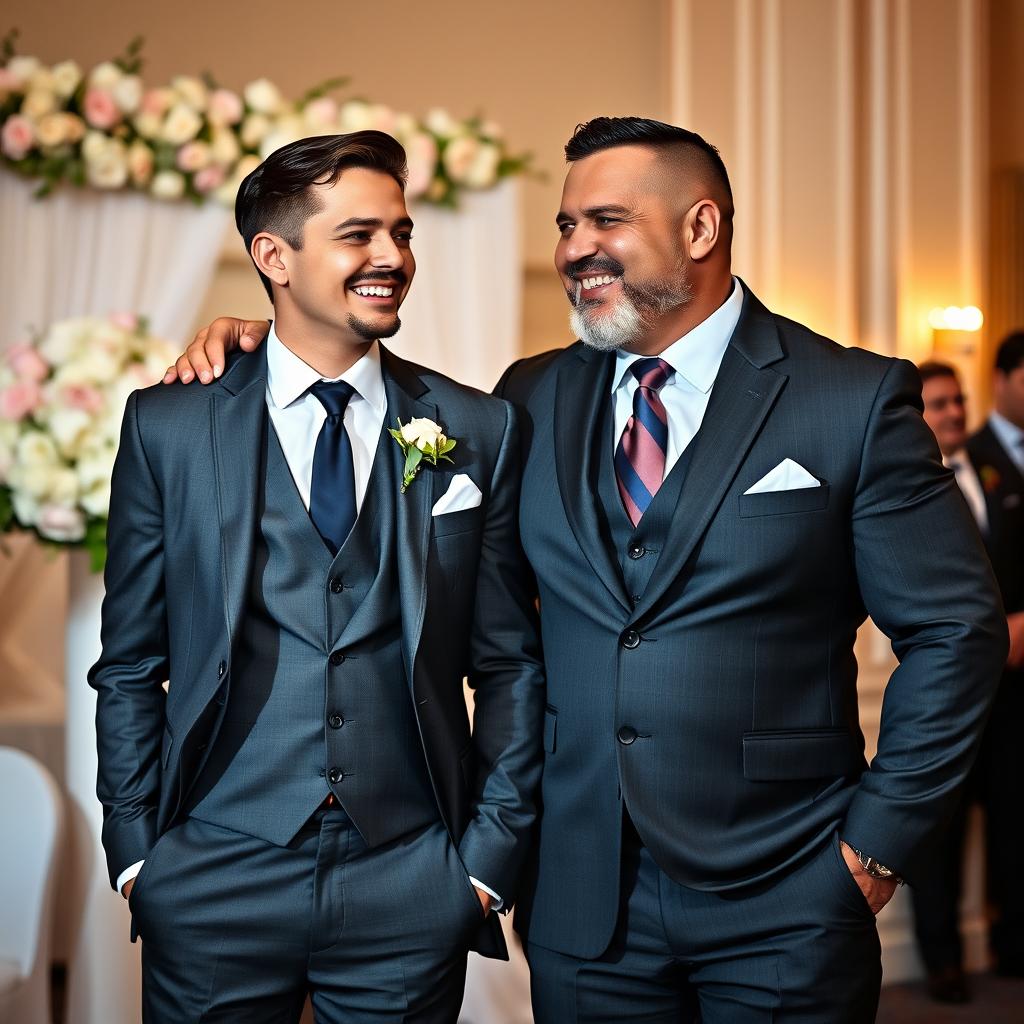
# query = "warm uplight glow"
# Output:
<box><xmin>928</xmin><ymin>305</ymin><xmax>984</xmax><ymax>331</ymax></box>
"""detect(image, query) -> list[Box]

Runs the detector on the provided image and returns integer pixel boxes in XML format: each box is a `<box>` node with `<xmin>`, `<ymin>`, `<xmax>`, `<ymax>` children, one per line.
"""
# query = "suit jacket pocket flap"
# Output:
<box><xmin>739</xmin><ymin>483</ymin><xmax>830</xmax><ymax>518</ymax></box>
<box><xmin>742</xmin><ymin>727</ymin><xmax>861</xmax><ymax>780</ymax></box>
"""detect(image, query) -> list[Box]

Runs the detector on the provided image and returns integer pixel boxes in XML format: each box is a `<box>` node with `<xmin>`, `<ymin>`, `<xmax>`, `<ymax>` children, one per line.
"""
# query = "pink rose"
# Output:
<box><xmin>83</xmin><ymin>88</ymin><xmax>121</xmax><ymax>130</ymax></box>
<box><xmin>140</xmin><ymin>88</ymin><xmax>171</xmax><ymax>116</ymax></box>
<box><xmin>109</xmin><ymin>311</ymin><xmax>138</xmax><ymax>331</ymax></box>
<box><xmin>304</xmin><ymin>96</ymin><xmax>338</xmax><ymax>127</ymax></box>
<box><xmin>0</xmin><ymin>381</ymin><xmax>43</xmax><ymax>420</ymax></box>
<box><xmin>208</xmin><ymin>88</ymin><xmax>243</xmax><ymax>127</ymax></box>
<box><xmin>37</xmin><ymin>503</ymin><xmax>86</xmax><ymax>542</ymax></box>
<box><xmin>1</xmin><ymin>115</ymin><xmax>35</xmax><ymax>160</ymax></box>
<box><xmin>0</xmin><ymin>68</ymin><xmax>19</xmax><ymax>93</ymax></box>
<box><xmin>61</xmin><ymin>383</ymin><xmax>105</xmax><ymax>414</ymax></box>
<box><xmin>193</xmin><ymin>164</ymin><xmax>226</xmax><ymax>193</ymax></box>
<box><xmin>6</xmin><ymin>344</ymin><xmax>50</xmax><ymax>383</ymax></box>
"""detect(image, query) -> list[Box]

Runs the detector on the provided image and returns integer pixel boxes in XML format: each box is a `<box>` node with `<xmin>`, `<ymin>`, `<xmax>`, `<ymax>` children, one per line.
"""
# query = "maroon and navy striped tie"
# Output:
<box><xmin>614</xmin><ymin>357</ymin><xmax>674</xmax><ymax>526</ymax></box>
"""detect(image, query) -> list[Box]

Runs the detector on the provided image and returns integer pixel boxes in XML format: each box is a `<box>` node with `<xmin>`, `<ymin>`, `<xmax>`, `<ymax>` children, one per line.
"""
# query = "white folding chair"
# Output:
<box><xmin>0</xmin><ymin>746</ymin><xmax>63</xmax><ymax>1024</ymax></box>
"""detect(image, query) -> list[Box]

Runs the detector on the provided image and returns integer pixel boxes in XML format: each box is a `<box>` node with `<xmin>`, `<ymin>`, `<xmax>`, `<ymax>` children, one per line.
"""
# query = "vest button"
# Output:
<box><xmin>617</xmin><ymin>726</ymin><xmax>638</xmax><ymax>745</ymax></box>
<box><xmin>328</xmin><ymin>714</ymin><xmax>344</xmax><ymax>729</ymax></box>
<box><xmin>327</xmin><ymin>767</ymin><xmax>344</xmax><ymax>784</ymax></box>
<box><xmin>620</xmin><ymin>629</ymin><xmax>641</xmax><ymax>649</ymax></box>
<box><xmin>329</xmin><ymin>576</ymin><xmax>343</xmax><ymax>594</ymax></box>
<box><xmin>329</xmin><ymin>651</ymin><xmax>346</xmax><ymax>666</ymax></box>
<box><xmin>628</xmin><ymin>544</ymin><xmax>646</xmax><ymax>560</ymax></box>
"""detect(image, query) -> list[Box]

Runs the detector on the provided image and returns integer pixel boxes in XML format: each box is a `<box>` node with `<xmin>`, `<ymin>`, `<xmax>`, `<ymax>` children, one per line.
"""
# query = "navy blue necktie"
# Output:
<box><xmin>309</xmin><ymin>379</ymin><xmax>357</xmax><ymax>555</ymax></box>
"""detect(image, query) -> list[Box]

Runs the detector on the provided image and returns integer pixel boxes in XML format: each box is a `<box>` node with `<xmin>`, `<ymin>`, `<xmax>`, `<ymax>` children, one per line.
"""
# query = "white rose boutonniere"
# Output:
<box><xmin>389</xmin><ymin>417</ymin><xmax>456</xmax><ymax>493</ymax></box>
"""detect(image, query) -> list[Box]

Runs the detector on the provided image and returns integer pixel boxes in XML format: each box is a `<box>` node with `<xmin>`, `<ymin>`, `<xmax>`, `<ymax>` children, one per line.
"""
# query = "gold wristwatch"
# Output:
<box><xmin>847</xmin><ymin>844</ymin><xmax>902</xmax><ymax>884</ymax></box>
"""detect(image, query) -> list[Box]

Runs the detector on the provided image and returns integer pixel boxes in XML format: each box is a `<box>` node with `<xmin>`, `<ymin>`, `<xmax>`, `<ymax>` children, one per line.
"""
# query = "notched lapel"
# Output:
<box><xmin>633</xmin><ymin>297</ymin><xmax>788</xmax><ymax>621</ymax></box>
<box><xmin>554</xmin><ymin>347</ymin><xmax>632</xmax><ymax>614</ymax></box>
<box><xmin>381</xmin><ymin>347</ymin><xmax>436</xmax><ymax>686</ymax></box>
<box><xmin>211</xmin><ymin>348</ymin><xmax>268</xmax><ymax>652</ymax></box>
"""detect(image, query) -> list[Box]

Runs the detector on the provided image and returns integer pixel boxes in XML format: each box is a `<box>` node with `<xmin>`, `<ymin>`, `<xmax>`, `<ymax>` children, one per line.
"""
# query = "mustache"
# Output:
<box><xmin>565</xmin><ymin>257</ymin><xmax>625</xmax><ymax>280</ymax></box>
<box><xmin>347</xmin><ymin>270</ymin><xmax>407</xmax><ymax>287</ymax></box>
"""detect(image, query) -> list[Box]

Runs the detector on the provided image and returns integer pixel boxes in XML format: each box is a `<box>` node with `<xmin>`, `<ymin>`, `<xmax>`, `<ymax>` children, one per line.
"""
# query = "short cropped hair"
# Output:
<box><xmin>235</xmin><ymin>131</ymin><xmax>408</xmax><ymax>301</ymax></box>
<box><xmin>995</xmin><ymin>331</ymin><xmax>1024</xmax><ymax>375</ymax></box>
<box><xmin>565</xmin><ymin>116</ymin><xmax>733</xmax><ymax>209</ymax></box>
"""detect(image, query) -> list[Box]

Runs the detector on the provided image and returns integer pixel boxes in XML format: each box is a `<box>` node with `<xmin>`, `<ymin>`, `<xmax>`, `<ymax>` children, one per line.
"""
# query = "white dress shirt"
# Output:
<box><xmin>943</xmin><ymin>449</ymin><xmax>988</xmax><ymax>533</ymax></box>
<box><xmin>120</xmin><ymin>329</ymin><xmax>499</xmax><ymax>907</ymax></box>
<box><xmin>611</xmin><ymin>278</ymin><xmax>743</xmax><ymax>470</ymax></box>
<box><xmin>989</xmin><ymin>411</ymin><xmax>1024</xmax><ymax>477</ymax></box>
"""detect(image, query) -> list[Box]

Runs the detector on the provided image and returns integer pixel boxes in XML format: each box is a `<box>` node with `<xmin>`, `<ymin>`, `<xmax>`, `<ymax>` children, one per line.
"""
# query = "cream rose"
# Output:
<box><xmin>243</xmin><ymin>78</ymin><xmax>284</xmax><ymax>115</ymax></box>
<box><xmin>112</xmin><ymin>74</ymin><xmax>143</xmax><ymax>115</ymax></box>
<box><xmin>36</xmin><ymin>112</ymin><xmax>71</xmax><ymax>149</ymax></box>
<box><xmin>240</xmin><ymin>113</ymin><xmax>272</xmax><ymax>149</ymax></box>
<box><xmin>208</xmin><ymin>88</ymin><xmax>244</xmax><ymax>127</ymax></box>
<box><xmin>51</xmin><ymin>60</ymin><xmax>82</xmax><ymax>99</ymax></box>
<box><xmin>162</xmin><ymin>102</ymin><xmax>203</xmax><ymax>146</ymax></box>
<box><xmin>151</xmin><ymin>169</ymin><xmax>186</xmax><ymax>201</ymax></box>
<box><xmin>399</xmin><ymin>417</ymin><xmax>447</xmax><ymax>451</ymax></box>
<box><xmin>210</xmin><ymin>127</ymin><xmax>241</xmax><ymax>167</ymax></box>
<box><xmin>339</xmin><ymin>100</ymin><xmax>374</xmax><ymax>133</ymax></box>
<box><xmin>172</xmin><ymin>75</ymin><xmax>208</xmax><ymax>112</ymax></box>
<box><xmin>128</xmin><ymin>139</ymin><xmax>155</xmax><ymax>186</ymax></box>
<box><xmin>88</xmin><ymin>61</ymin><xmax>123</xmax><ymax>90</ymax></box>
<box><xmin>85</xmin><ymin>138</ymin><xmax>129</xmax><ymax>190</ymax></box>
<box><xmin>425</xmin><ymin>108</ymin><xmax>459</xmax><ymax>139</ymax></box>
<box><xmin>21</xmin><ymin>87</ymin><xmax>58</xmax><ymax>120</ymax></box>
<box><xmin>133</xmin><ymin>111</ymin><xmax>163</xmax><ymax>140</ymax></box>
<box><xmin>176</xmin><ymin>140</ymin><xmax>212</xmax><ymax>172</ymax></box>
<box><xmin>7</xmin><ymin>56</ymin><xmax>41</xmax><ymax>88</ymax></box>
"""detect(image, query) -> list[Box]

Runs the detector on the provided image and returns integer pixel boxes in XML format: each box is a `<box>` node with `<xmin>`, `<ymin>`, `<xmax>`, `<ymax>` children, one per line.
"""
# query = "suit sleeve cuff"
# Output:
<box><xmin>117</xmin><ymin>860</ymin><xmax>144</xmax><ymax>897</ymax></box>
<box><xmin>468</xmin><ymin>876</ymin><xmax>503</xmax><ymax>912</ymax></box>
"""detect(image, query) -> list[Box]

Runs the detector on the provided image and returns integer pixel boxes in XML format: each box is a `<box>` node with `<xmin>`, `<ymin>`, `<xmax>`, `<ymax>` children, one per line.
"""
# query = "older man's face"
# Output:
<box><xmin>554</xmin><ymin>145</ymin><xmax>692</xmax><ymax>351</ymax></box>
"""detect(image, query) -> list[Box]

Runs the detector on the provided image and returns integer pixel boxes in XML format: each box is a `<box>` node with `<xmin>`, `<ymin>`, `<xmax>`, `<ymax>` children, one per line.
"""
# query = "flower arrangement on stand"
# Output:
<box><xmin>0</xmin><ymin>32</ymin><xmax>533</xmax><ymax>208</ymax></box>
<box><xmin>0</xmin><ymin>313</ymin><xmax>177</xmax><ymax>569</ymax></box>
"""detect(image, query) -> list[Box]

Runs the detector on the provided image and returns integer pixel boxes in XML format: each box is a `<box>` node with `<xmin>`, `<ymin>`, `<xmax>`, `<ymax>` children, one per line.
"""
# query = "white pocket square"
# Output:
<box><xmin>432</xmin><ymin>474</ymin><xmax>482</xmax><ymax>516</ymax></box>
<box><xmin>743</xmin><ymin>458</ymin><xmax>821</xmax><ymax>495</ymax></box>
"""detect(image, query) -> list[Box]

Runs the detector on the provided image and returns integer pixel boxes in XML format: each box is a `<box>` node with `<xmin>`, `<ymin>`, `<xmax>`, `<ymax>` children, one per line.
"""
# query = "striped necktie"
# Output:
<box><xmin>614</xmin><ymin>357</ymin><xmax>674</xmax><ymax>526</ymax></box>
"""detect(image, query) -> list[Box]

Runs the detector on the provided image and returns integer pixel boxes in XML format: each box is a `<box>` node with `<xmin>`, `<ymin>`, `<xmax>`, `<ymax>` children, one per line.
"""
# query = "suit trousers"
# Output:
<box><xmin>527</xmin><ymin>821</ymin><xmax>882</xmax><ymax>1023</ymax></box>
<box><xmin>130</xmin><ymin>804</ymin><xmax>483</xmax><ymax>1023</ymax></box>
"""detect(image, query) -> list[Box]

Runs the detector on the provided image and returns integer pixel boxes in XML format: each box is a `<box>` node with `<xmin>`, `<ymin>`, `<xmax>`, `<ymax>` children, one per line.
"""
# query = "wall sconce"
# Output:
<box><xmin>929</xmin><ymin>305</ymin><xmax>983</xmax><ymax>358</ymax></box>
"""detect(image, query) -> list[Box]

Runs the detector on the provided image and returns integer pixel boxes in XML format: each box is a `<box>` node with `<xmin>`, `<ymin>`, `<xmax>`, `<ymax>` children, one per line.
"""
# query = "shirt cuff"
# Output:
<box><xmin>117</xmin><ymin>860</ymin><xmax>144</xmax><ymax>897</ymax></box>
<box><xmin>468</xmin><ymin>876</ymin><xmax>503</xmax><ymax>912</ymax></box>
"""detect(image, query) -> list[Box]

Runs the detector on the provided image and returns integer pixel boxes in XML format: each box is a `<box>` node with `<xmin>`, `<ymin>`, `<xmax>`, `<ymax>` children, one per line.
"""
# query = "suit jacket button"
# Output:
<box><xmin>217</xmin><ymin>660</ymin><xmax>226</xmax><ymax>678</ymax></box>
<box><xmin>327</xmin><ymin>767</ymin><xmax>343</xmax><ymax>784</ymax></box>
<box><xmin>329</xmin><ymin>651</ymin><xmax>346</xmax><ymax>666</ymax></box>
<box><xmin>617</xmin><ymin>726</ymin><xmax>638</xmax><ymax>745</ymax></box>
<box><xmin>328</xmin><ymin>714</ymin><xmax>344</xmax><ymax>729</ymax></box>
<box><xmin>620</xmin><ymin>629</ymin><xmax>641</xmax><ymax>649</ymax></box>
<box><xmin>628</xmin><ymin>544</ymin><xmax>646</xmax><ymax>560</ymax></box>
<box><xmin>329</xmin><ymin>576</ymin><xmax>343</xmax><ymax>594</ymax></box>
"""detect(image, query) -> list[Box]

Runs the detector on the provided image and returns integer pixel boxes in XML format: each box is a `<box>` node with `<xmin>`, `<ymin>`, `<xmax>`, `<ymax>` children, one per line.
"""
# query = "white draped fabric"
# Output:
<box><xmin>0</xmin><ymin>168</ymin><xmax>232</xmax><ymax>1024</ymax></box>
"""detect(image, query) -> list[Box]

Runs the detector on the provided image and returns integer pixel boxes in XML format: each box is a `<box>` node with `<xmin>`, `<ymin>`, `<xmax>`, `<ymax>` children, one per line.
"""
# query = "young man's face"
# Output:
<box><xmin>554</xmin><ymin>145</ymin><xmax>692</xmax><ymax>351</ymax></box>
<box><xmin>284</xmin><ymin>167</ymin><xmax>415</xmax><ymax>343</ymax></box>
<box><xmin>921</xmin><ymin>373</ymin><xmax>967</xmax><ymax>456</ymax></box>
<box><xmin>994</xmin><ymin>363</ymin><xmax>1024</xmax><ymax>430</ymax></box>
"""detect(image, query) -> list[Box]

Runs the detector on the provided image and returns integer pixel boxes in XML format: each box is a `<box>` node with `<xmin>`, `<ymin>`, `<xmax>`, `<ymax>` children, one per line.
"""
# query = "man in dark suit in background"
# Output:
<box><xmin>91</xmin><ymin>132</ymin><xmax>543</xmax><ymax>1022</ymax></box>
<box><xmin>966</xmin><ymin>333</ymin><xmax>1024</xmax><ymax>978</ymax></box>
<box><xmin>174</xmin><ymin>117</ymin><xmax>1007</xmax><ymax>1022</ymax></box>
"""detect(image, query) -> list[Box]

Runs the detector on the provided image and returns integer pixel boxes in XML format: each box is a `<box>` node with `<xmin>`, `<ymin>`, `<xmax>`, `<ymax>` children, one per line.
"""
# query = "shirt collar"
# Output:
<box><xmin>266</xmin><ymin>324</ymin><xmax>386</xmax><ymax>415</ymax></box>
<box><xmin>943</xmin><ymin>447</ymin><xmax>968</xmax><ymax>469</ymax></box>
<box><xmin>989</xmin><ymin>410</ymin><xmax>1024</xmax><ymax>454</ymax></box>
<box><xmin>612</xmin><ymin>277</ymin><xmax>743</xmax><ymax>395</ymax></box>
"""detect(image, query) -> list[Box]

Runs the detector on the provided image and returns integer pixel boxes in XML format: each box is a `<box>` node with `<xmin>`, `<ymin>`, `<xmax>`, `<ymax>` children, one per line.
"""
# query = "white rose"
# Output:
<box><xmin>240</xmin><ymin>113</ymin><xmax>272</xmax><ymax>149</ymax></box>
<box><xmin>38</xmin><ymin>320</ymin><xmax>89</xmax><ymax>364</ymax></box>
<box><xmin>0</xmin><ymin>420</ymin><xmax>20</xmax><ymax>480</ymax></box>
<box><xmin>85</xmin><ymin>137</ymin><xmax>128</xmax><ymax>190</ymax></box>
<box><xmin>339</xmin><ymin>100</ymin><xmax>374</xmax><ymax>133</ymax></box>
<box><xmin>399</xmin><ymin>417</ymin><xmax>446</xmax><ymax>450</ymax></box>
<box><xmin>77</xmin><ymin>445</ymin><xmax>116</xmax><ymax>490</ymax></box>
<box><xmin>172</xmin><ymin>75</ymin><xmax>208</xmax><ymax>112</ymax></box>
<box><xmin>88</xmin><ymin>61</ymin><xmax>123</xmax><ymax>90</ymax></box>
<box><xmin>210</xmin><ymin>127</ymin><xmax>241</xmax><ymax>167</ymax></box>
<box><xmin>21</xmin><ymin>87</ymin><xmax>58</xmax><ymax>120</ymax></box>
<box><xmin>394</xmin><ymin>113</ymin><xmax>418</xmax><ymax>138</ymax></box>
<box><xmin>442</xmin><ymin>135</ymin><xmax>480</xmax><ymax>183</ymax></box>
<box><xmin>11</xmin><ymin>491</ymin><xmax>40</xmax><ymax>528</ymax></box>
<box><xmin>151</xmin><ymin>169</ymin><xmax>185</xmax><ymax>201</ymax></box>
<box><xmin>36</xmin><ymin>503</ymin><xmax>86</xmax><ymax>542</ymax></box>
<box><xmin>7</xmin><ymin>56</ymin><xmax>41</xmax><ymax>88</ymax></box>
<box><xmin>243</xmin><ymin>78</ymin><xmax>283</xmax><ymax>115</ymax></box>
<box><xmin>51</xmin><ymin>60</ymin><xmax>82</xmax><ymax>99</ymax></box>
<box><xmin>48</xmin><ymin>467</ymin><xmax>80</xmax><ymax>503</ymax></box>
<box><xmin>112</xmin><ymin>74</ymin><xmax>143</xmax><ymax>114</ymax></box>
<box><xmin>81</xmin><ymin>129</ymin><xmax>108</xmax><ymax>162</ymax></box>
<box><xmin>259</xmin><ymin>115</ymin><xmax>303</xmax><ymax>160</ymax></box>
<box><xmin>47</xmin><ymin>407</ymin><xmax>92</xmax><ymax>458</ymax></box>
<box><xmin>12</xmin><ymin>432</ymin><xmax>60</xmax><ymax>498</ymax></box>
<box><xmin>463</xmin><ymin>142</ymin><xmax>501</xmax><ymax>188</ymax></box>
<box><xmin>425</xmin><ymin>108</ymin><xmax>460</xmax><ymax>139</ymax></box>
<box><xmin>80</xmin><ymin>479</ymin><xmax>111</xmax><ymax>518</ymax></box>
<box><xmin>162</xmin><ymin>102</ymin><xmax>202</xmax><ymax>146</ymax></box>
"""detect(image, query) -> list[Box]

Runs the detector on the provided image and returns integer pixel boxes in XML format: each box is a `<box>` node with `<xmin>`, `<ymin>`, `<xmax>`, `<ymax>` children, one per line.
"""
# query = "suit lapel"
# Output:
<box><xmin>380</xmin><ymin>346</ymin><xmax>437</xmax><ymax>688</ymax></box>
<box><xmin>211</xmin><ymin>347</ymin><xmax>268</xmax><ymax>653</ymax></box>
<box><xmin>632</xmin><ymin>290</ymin><xmax>788</xmax><ymax>622</ymax></box>
<box><xmin>554</xmin><ymin>346</ymin><xmax>633</xmax><ymax>614</ymax></box>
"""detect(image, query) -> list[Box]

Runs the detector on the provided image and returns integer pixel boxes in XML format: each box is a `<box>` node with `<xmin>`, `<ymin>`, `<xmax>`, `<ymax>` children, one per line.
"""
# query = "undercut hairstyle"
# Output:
<box><xmin>235</xmin><ymin>131</ymin><xmax>409</xmax><ymax>301</ymax></box>
<box><xmin>918</xmin><ymin>360</ymin><xmax>960</xmax><ymax>385</ymax></box>
<box><xmin>565</xmin><ymin>116</ymin><xmax>733</xmax><ymax>214</ymax></box>
<box><xmin>995</xmin><ymin>331</ymin><xmax>1024</xmax><ymax>375</ymax></box>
